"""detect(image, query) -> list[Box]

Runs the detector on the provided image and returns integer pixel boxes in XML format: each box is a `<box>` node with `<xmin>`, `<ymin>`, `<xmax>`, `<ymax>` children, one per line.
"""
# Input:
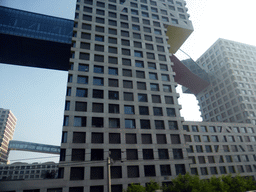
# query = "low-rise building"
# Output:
<box><xmin>0</xmin><ymin>161</ymin><xmax>58</xmax><ymax>181</ymax></box>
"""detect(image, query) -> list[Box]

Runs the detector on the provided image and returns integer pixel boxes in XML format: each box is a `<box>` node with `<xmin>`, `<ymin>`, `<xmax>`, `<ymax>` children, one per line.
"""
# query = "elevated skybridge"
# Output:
<box><xmin>8</xmin><ymin>140</ymin><xmax>60</xmax><ymax>154</ymax></box>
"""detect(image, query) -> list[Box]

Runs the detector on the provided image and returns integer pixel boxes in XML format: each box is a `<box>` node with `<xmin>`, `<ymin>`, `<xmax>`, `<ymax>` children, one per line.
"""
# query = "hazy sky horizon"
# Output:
<box><xmin>1</xmin><ymin>0</ymin><xmax>256</xmax><ymax>163</ymax></box>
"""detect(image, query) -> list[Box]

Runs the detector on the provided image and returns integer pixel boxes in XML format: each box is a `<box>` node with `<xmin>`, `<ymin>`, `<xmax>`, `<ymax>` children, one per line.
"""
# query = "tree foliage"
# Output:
<box><xmin>124</xmin><ymin>173</ymin><xmax>256</xmax><ymax>192</ymax></box>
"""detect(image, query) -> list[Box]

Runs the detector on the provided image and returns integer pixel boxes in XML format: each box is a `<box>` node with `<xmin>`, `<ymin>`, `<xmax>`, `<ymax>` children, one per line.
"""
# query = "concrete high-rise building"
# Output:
<box><xmin>182</xmin><ymin>39</ymin><xmax>256</xmax><ymax>124</ymax></box>
<box><xmin>58</xmin><ymin>0</ymin><xmax>193</xmax><ymax>191</ymax></box>
<box><xmin>0</xmin><ymin>108</ymin><xmax>17</xmax><ymax>162</ymax></box>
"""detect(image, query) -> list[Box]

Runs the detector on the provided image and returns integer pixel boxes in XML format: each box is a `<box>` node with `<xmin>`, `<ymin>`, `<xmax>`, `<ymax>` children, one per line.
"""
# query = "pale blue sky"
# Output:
<box><xmin>1</xmin><ymin>0</ymin><xmax>256</xmax><ymax>163</ymax></box>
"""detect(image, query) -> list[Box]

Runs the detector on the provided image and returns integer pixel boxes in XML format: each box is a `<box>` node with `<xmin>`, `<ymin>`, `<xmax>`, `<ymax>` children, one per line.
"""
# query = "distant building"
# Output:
<box><xmin>0</xmin><ymin>108</ymin><xmax>17</xmax><ymax>162</ymax></box>
<box><xmin>183</xmin><ymin>39</ymin><xmax>256</xmax><ymax>124</ymax></box>
<box><xmin>0</xmin><ymin>161</ymin><xmax>58</xmax><ymax>181</ymax></box>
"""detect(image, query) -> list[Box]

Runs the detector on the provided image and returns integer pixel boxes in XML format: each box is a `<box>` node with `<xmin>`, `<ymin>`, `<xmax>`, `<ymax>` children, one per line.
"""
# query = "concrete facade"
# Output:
<box><xmin>0</xmin><ymin>108</ymin><xmax>17</xmax><ymax>162</ymax></box>
<box><xmin>58</xmin><ymin>0</ymin><xmax>193</xmax><ymax>191</ymax></box>
<box><xmin>193</xmin><ymin>39</ymin><xmax>256</xmax><ymax>124</ymax></box>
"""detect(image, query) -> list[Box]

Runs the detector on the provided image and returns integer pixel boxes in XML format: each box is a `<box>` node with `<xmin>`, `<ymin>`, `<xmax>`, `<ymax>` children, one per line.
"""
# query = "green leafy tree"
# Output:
<box><xmin>145</xmin><ymin>180</ymin><xmax>161</xmax><ymax>192</ymax></box>
<box><xmin>124</xmin><ymin>183</ymin><xmax>146</xmax><ymax>192</ymax></box>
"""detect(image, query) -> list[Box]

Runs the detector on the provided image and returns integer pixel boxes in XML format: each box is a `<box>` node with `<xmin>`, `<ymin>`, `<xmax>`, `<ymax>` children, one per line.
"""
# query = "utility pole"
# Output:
<box><xmin>107</xmin><ymin>153</ymin><xmax>112</xmax><ymax>192</ymax></box>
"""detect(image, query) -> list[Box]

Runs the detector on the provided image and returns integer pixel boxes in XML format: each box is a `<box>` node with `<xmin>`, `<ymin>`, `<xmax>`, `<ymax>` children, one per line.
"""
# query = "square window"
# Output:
<box><xmin>138</xmin><ymin>94</ymin><xmax>148</xmax><ymax>102</ymax></box>
<box><xmin>93</xmin><ymin>77</ymin><xmax>104</xmax><ymax>86</ymax></box>
<box><xmin>108</xmin><ymin>79</ymin><xmax>118</xmax><ymax>87</ymax></box>
<box><xmin>157</xmin><ymin>134</ymin><xmax>167</xmax><ymax>144</ymax></box>
<box><xmin>139</xmin><ymin>106</ymin><xmax>149</xmax><ymax>115</ymax></box>
<box><xmin>109</xmin><ymin>118</ymin><xmax>120</xmax><ymax>128</ymax></box>
<box><xmin>171</xmin><ymin>134</ymin><xmax>181</xmax><ymax>144</ymax></box>
<box><xmin>161</xmin><ymin>74</ymin><xmax>169</xmax><ymax>81</ymax></box>
<box><xmin>120</xmin><ymin>14</ymin><xmax>128</xmax><ymax>20</ymax></box>
<box><xmin>90</xmin><ymin>167</ymin><xmax>103</xmax><ymax>180</ymax></box>
<box><xmin>173</xmin><ymin>149</ymin><xmax>183</xmax><ymax>159</ymax></box>
<box><xmin>152</xmin><ymin>95</ymin><xmax>161</xmax><ymax>103</ymax></box>
<box><xmin>77</xmin><ymin>76</ymin><xmax>88</xmax><ymax>84</ymax></box>
<box><xmin>70</xmin><ymin>167</ymin><xmax>84</xmax><ymax>180</ymax></box>
<box><xmin>80</xmin><ymin>42</ymin><xmax>90</xmax><ymax>50</ymax></box>
<box><xmin>125</xmin><ymin>119</ymin><xmax>136</xmax><ymax>128</ymax></box>
<box><xmin>72</xmin><ymin>149</ymin><xmax>85</xmax><ymax>161</ymax></box>
<box><xmin>143</xmin><ymin>149</ymin><xmax>154</xmax><ymax>159</ymax></box>
<box><xmin>124</xmin><ymin>92</ymin><xmax>134</xmax><ymax>101</ymax></box>
<box><xmin>147</xmin><ymin>52</ymin><xmax>155</xmax><ymax>59</ymax></box>
<box><xmin>135</xmin><ymin>60</ymin><xmax>144</xmax><ymax>68</ymax></box>
<box><xmin>74</xmin><ymin>116</ymin><xmax>86</xmax><ymax>127</ymax></box>
<box><xmin>122</xmin><ymin>48</ymin><xmax>131</xmax><ymax>56</ymax></box>
<box><xmin>132</xmin><ymin>24</ymin><xmax>140</xmax><ymax>31</ymax></box>
<box><xmin>149</xmin><ymin>73</ymin><xmax>158</xmax><ymax>80</ymax></box>
<box><xmin>134</xmin><ymin>41</ymin><xmax>142</xmax><ymax>48</ymax></box>
<box><xmin>109</xmin><ymin>133</ymin><xmax>121</xmax><ymax>144</ymax></box>
<box><xmin>121</xmin><ymin>22</ymin><xmax>129</xmax><ymax>28</ymax></box>
<box><xmin>127</xmin><ymin>166</ymin><xmax>139</xmax><ymax>178</ymax></box>
<box><xmin>95</xmin><ymin>35</ymin><xmax>104</xmax><ymax>42</ymax></box>
<box><xmin>165</xmin><ymin>96</ymin><xmax>174</xmax><ymax>104</ymax></box>
<box><xmin>156</xmin><ymin>37</ymin><xmax>163</xmax><ymax>43</ymax></box>
<box><xmin>136</xmin><ymin>70</ymin><xmax>145</xmax><ymax>78</ymax></box>
<box><xmin>109</xmin><ymin>104</ymin><xmax>119</xmax><ymax>113</ymax></box>
<box><xmin>82</xmin><ymin>23</ymin><xmax>91</xmax><ymax>30</ymax></box>
<box><xmin>95</xmin><ymin>44</ymin><xmax>104</xmax><ymax>52</ymax></box>
<box><xmin>144</xmin><ymin>165</ymin><xmax>156</xmax><ymax>177</ymax></box>
<box><xmin>108</xmin><ymin>67</ymin><xmax>118</xmax><ymax>75</ymax></box>
<box><xmin>81</xmin><ymin>32</ymin><xmax>91</xmax><ymax>39</ymax></box>
<box><xmin>73</xmin><ymin>132</ymin><xmax>86</xmax><ymax>143</ymax></box>
<box><xmin>140</xmin><ymin>119</ymin><xmax>151</xmax><ymax>129</ymax></box>
<box><xmin>122</xmin><ymin>58</ymin><xmax>131</xmax><ymax>66</ymax></box>
<box><xmin>91</xmin><ymin>149</ymin><xmax>104</xmax><ymax>160</ymax></box>
<box><xmin>133</xmin><ymin>33</ymin><xmax>141</xmax><ymax>39</ymax></box>
<box><xmin>158</xmin><ymin>149</ymin><xmax>169</xmax><ymax>159</ymax></box>
<box><xmin>155</xmin><ymin>120</ymin><xmax>165</xmax><ymax>129</ymax></box>
<box><xmin>78</xmin><ymin>64</ymin><xmax>89</xmax><ymax>72</ymax></box>
<box><xmin>96</xmin><ymin>9</ymin><xmax>104</xmax><ymax>15</ymax></box>
<box><xmin>169</xmin><ymin>121</ymin><xmax>178</xmax><ymax>130</ymax></box>
<box><xmin>163</xmin><ymin>85</ymin><xmax>172</xmax><ymax>92</ymax></box>
<box><xmin>123</xmin><ymin>80</ymin><xmax>133</xmax><ymax>88</ymax></box>
<box><xmin>153</xmin><ymin>107</ymin><xmax>162</xmax><ymax>116</ymax></box>
<box><xmin>132</xmin><ymin>16</ymin><xmax>139</xmax><ymax>23</ymax></box>
<box><xmin>108</xmin><ymin>37</ymin><xmax>117</xmax><ymax>44</ymax></box>
<box><xmin>109</xmin><ymin>19</ymin><xmax>117</xmax><ymax>26</ymax></box>
<box><xmin>150</xmin><ymin>83</ymin><xmax>159</xmax><ymax>91</ymax></box>
<box><xmin>109</xmin><ymin>56</ymin><xmax>118</xmax><ymax>64</ymax></box>
<box><xmin>124</xmin><ymin>105</ymin><xmax>135</xmax><ymax>114</ymax></box>
<box><xmin>143</xmin><ymin>19</ymin><xmax>150</xmax><ymax>25</ymax></box>
<box><xmin>137</xmin><ymin>82</ymin><xmax>146</xmax><ymax>90</ymax></box>
<box><xmin>145</xmin><ymin>35</ymin><xmax>153</xmax><ymax>41</ymax></box>
<box><xmin>76</xmin><ymin>88</ymin><xmax>87</xmax><ymax>97</ymax></box>
<box><xmin>121</xmin><ymin>31</ymin><xmax>129</xmax><ymax>37</ymax></box>
<box><xmin>94</xmin><ymin>54</ymin><xmax>104</xmax><ymax>62</ymax></box>
<box><xmin>94</xmin><ymin>65</ymin><xmax>104</xmax><ymax>74</ymax></box>
<box><xmin>75</xmin><ymin>102</ymin><xmax>87</xmax><ymax>111</ymax></box>
<box><xmin>122</xmin><ymin>39</ymin><xmax>130</xmax><ymax>46</ymax></box>
<box><xmin>166</xmin><ymin>108</ymin><xmax>176</xmax><ymax>117</ymax></box>
<box><xmin>160</xmin><ymin>165</ymin><xmax>171</xmax><ymax>176</ymax></box>
<box><xmin>109</xmin><ymin>28</ymin><xmax>117</xmax><ymax>35</ymax></box>
<box><xmin>126</xmin><ymin>134</ymin><xmax>137</xmax><ymax>144</ymax></box>
<box><xmin>92</xmin><ymin>117</ymin><xmax>104</xmax><ymax>128</ymax></box>
<box><xmin>109</xmin><ymin>12</ymin><xmax>117</xmax><ymax>18</ymax></box>
<box><xmin>134</xmin><ymin>51</ymin><xmax>143</xmax><ymax>57</ymax></box>
<box><xmin>123</xmin><ymin>69</ymin><xmax>132</xmax><ymax>77</ymax></box>
<box><xmin>79</xmin><ymin>52</ymin><xmax>89</xmax><ymax>60</ymax></box>
<box><xmin>127</xmin><ymin>149</ymin><xmax>138</xmax><ymax>160</ymax></box>
<box><xmin>109</xmin><ymin>91</ymin><xmax>119</xmax><ymax>100</ymax></box>
<box><xmin>92</xmin><ymin>103</ymin><xmax>104</xmax><ymax>113</ymax></box>
<box><xmin>142</xmin><ymin>134</ymin><xmax>152</xmax><ymax>144</ymax></box>
<box><xmin>83</xmin><ymin>14</ymin><xmax>92</xmax><ymax>21</ymax></box>
<box><xmin>109</xmin><ymin>46</ymin><xmax>118</xmax><ymax>54</ymax></box>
